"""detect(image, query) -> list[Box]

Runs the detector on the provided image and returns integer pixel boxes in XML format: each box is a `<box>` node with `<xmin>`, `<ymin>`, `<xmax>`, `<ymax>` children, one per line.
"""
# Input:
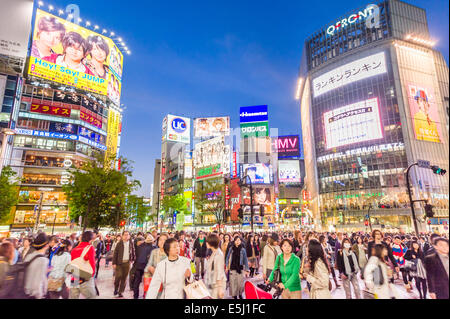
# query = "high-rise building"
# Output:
<box><xmin>298</xmin><ymin>0</ymin><xmax>449</xmax><ymax>232</ymax></box>
<box><xmin>4</xmin><ymin>6</ymin><xmax>126</xmax><ymax>234</ymax></box>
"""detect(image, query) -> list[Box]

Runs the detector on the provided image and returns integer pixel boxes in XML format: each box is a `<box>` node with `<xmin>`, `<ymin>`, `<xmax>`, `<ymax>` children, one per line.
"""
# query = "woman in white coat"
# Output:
<box><xmin>146</xmin><ymin>238</ymin><xmax>192</xmax><ymax>299</ymax></box>
<box><xmin>302</xmin><ymin>239</ymin><xmax>332</xmax><ymax>299</ymax></box>
<box><xmin>364</xmin><ymin>243</ymin><xmax>391</xmax><ymax>299</ymax></box>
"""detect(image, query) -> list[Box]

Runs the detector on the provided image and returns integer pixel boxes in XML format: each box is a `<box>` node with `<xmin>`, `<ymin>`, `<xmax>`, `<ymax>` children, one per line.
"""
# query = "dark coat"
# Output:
<box><xmin>193</xmin><ymin>238</ymin><xmax>208</xmax><ymax>258</ymax></box>
<box><xmin>246</xmin><ymin>242</ymin><xmax>260</xmax><ymax>258</ymax></box>
<box><xmin>367</xmin><ymin>240</ymin><xmax>398</xmax><ymax>267</ymax></box>
<box><xmin>113</xmin><ymin>240</ymin><xmax>136</xmax><ymax>265</ymax></box>
<box><xmin>424</xmin><ymin>253</ymin><xmax>449</xmax><ymax>299</ymax></box>
<box><xmin>134</xmin><ymin>243</ymin><xmax>154</xmax><ymax>270</ymax></box>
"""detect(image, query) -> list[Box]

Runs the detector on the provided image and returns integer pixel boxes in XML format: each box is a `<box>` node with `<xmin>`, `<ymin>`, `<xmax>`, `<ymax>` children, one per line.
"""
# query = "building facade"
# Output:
<box><xmin>298</xmin><ymin>0</ymin><xmax>449</xmax><ymax>232</ymax></box>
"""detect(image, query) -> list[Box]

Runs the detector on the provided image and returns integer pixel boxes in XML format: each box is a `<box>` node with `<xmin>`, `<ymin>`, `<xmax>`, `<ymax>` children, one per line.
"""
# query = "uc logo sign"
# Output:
<box><xmin>171</xmin><ymin>118</ymin><xmax>187</xmax><ymax>133</ymax></box>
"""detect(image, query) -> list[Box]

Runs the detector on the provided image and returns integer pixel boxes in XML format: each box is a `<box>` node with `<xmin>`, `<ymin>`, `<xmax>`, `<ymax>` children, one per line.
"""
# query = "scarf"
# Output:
<box><xmin>230</xmin><ymin>245</ymin><xmax>242</xmax><ymax>274</ymax></box>
<box><xmin>343</xmin><ymin>249</ymin><xmax>359</xmax><ymax>276</ymax></box>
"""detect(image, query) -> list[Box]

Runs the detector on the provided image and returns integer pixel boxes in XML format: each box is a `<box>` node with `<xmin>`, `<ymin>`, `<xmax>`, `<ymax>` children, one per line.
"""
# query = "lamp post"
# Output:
<box><xmin>33</xmin><ymin>191</ymin><xmax>45</xmax><ymax>233</ymax></box>
<box><xmin>156</xmin><ymin>191</ymin><xmax>161</xmax><ymax>234</ymax></box>
<box><xmin>51</xmin><ymin>201</ymin><xmax>60</xmax><ymax>235</ymax></box>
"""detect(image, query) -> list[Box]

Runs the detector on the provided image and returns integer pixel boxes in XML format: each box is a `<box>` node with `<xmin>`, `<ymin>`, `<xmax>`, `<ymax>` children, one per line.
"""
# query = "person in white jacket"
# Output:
<box><xmin>364</xmin><ymin>243</ymin><xmax>391</xmax><ymax>299</ymax></box>
<box><xmin>146</xmin><ymin>238</ymin><xmax>192</xmax><ymax>299</ymax></box>
<box><xmin>205</xmin><ymin>234</ymin><xmax>226</xmax><ymax>299</ymax></box>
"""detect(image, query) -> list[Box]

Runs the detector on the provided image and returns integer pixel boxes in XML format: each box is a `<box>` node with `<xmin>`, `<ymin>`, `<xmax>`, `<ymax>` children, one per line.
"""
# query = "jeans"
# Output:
<box><xmin>69</xmin><ymin>278</ymin><xmax>96</xmax><ymax>299</ymax></box>
<box><xmin>342</xmin><ymin>273</ymin><xmax>361</xmax><ymax>299</ymax></box>
<box><xmin>194</xmin><ymin>257</ymin><xmax>205</xmax><ymax>279</ymax></box>
<box><xmin>132</xmin><ymin>268</ymin><xmax>145</xmax><ymax>299</ymax></box>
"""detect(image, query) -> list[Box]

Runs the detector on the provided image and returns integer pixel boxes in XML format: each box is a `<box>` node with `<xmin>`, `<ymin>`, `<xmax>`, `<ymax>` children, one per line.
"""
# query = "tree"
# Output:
<box><xmin>161</xmin><ymin>194</ymin><xmax>187</xmax><ymax>229</ymax></box>
<box><xmin>125</xmin><ymin>195</ymin><xmax>151</xmax><ymax>230</ymax></box>
<box><xmin>194</xmin><ymin>180</ymin><xmax>227</xmax><ymax>229</ymax></box>
<box><xmin>0</xmin><ymin>166</ymin><xmax>19</xmax><ymax>224</ymax></box>
<box><xmin>63</xmin><ymin>153</ymin><xmax>141</xmax><ymax>230</ymax></box>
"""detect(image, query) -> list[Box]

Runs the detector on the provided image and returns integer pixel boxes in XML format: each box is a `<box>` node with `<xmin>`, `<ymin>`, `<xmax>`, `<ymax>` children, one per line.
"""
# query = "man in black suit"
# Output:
<box><xmin>424</xmin><ymin>237</ymin><xmax>449</xmax><ymax>299</ymax></box>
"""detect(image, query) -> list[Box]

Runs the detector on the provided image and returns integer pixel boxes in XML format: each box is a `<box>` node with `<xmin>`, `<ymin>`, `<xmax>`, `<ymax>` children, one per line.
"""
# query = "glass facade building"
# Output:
<box><xmin>298</xmin><ymin>0</ymin><xmax>449</xmax><ymax>232</ymax></box>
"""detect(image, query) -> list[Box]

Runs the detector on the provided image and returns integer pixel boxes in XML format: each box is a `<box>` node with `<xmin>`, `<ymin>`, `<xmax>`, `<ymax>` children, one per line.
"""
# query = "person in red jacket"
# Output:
<box><xmin>69</xmin><ymin>231</ymin><xmax>97</xmax><ymax>299</ymax></box>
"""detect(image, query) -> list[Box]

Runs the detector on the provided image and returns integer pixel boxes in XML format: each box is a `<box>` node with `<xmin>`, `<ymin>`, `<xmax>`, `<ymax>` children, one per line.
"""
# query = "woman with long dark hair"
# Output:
<box><xmin>302</xmin><ymin>239</ymin><xmax>331</xmax><ymax>299</ymax></box>
<box><xmin>405</xmin><ymin>241</ymin><xmax>427</xmax><ymax>299</ymax></box>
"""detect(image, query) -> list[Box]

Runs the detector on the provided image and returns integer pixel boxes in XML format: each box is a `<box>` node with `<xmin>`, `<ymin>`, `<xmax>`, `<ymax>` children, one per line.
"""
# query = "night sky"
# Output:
<box><xmin>42</xmin><ymin>0</ymin><xmax>449</xmax><ymax>197</ymax></box>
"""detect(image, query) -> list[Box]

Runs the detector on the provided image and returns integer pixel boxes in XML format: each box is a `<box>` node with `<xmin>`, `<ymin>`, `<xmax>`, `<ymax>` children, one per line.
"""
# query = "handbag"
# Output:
<box><xmin>47</xmin><ymin>277</ymin><xmax>65</xmax><ymax>292</ymax></box>
<box><xmin>190</xmin><ymin>261</ymin><xmax>196</xmax><ymax>274</ymax></box>
<box><xmin>65</xmin><ymin>246</ymin><xmax>93</xmax><ymax>281</ymax></box>
<box><xmin>272</xmin><ymin>255</ymin><xmax>282</xmax><ymax>284</ymax></box>
<box><xmin>184</xmin><ymin>280</ymin><xmax>212</xmax><ymax>299</ymax></box>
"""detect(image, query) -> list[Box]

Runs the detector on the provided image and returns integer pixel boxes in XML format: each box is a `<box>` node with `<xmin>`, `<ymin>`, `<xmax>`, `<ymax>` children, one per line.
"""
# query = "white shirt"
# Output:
<box><xmin>146</xmin><ymin>256</ymin><xmax>191</xmax><ymax>299</ymax></box>
<box><xmin>123</xmin><ymin>241</ymin><xmax>130</xmax><ymax>262</ymax></box>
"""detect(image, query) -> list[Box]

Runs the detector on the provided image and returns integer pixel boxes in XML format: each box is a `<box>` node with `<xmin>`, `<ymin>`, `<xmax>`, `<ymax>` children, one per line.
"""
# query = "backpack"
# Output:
<box><xmin>0</xmin><ymin>254</ymin><xmax>45</xmax><ymax>299</ymax></box>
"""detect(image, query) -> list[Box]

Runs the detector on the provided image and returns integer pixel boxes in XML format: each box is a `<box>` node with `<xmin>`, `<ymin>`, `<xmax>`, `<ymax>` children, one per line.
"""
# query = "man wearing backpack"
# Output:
<box><xmin>23</xmin><ymin>233</ymin><xmax>50</xmax><ymax>299</ymax></box>
<box><xmin>69</xmin><ymin>231</ymin><xmax>96</xmax><ymax>299</ymax></box>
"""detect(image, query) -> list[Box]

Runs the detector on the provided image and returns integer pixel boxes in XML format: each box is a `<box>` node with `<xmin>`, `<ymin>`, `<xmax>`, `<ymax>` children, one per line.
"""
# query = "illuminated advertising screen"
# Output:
<box><xmin>194</xmin><ymin>136</ymin><xmax>229</xmax><ymax>180</ymax></box>
<box><xmin>240</xmin><ymin>122</ymin><xmax>269</xmax><ymax>138</ymax></box>
<box><xmin>239</xmin><ymin>105</ymin><xmax>268</xmax><ymax>123</ymax></box>
<box><xmin>194</xmin><ymin>117</ymin><xmax>230</xmax><ymax>138</ymax></box>
<box><xmin>273</xmin><ymin>135</ymin><xmax>300</xmax><ymax>158</ymax></box>
<box><xmin>166</xmin><ymin>114</ymin><xmax>190</xmax><ymax>144</ymax></box>
<box><xmin>407</xmin><ymin>84</ymin><xmax>442</xmax><ymax>143</ymax></box>
<box><xmin>312</xmin><ymin>52</ymin><xmax>387</xmax><ymax>97</ymax></box>
<box><xmin>30</xmin><ymin>102</ymin><xmax>71</xmax><ymax>118</ymax></box>
<box><xmin>278</xmin><ymin>160</ymin><xmax>301</xmax><ymax>183</ymax></box>
<box><xmin>241</xmin><ymin>163</ymin><xmax>273</xmax><ymax>184</ymax></box>
<box><xmin>252</xmin><ymin>187</ymin><xmax>273</xmax><ymax>206</ymax></box>
<box><xmin>323</xmin><ymin>97</ymin><xmax>383</xmax><ymax>149</ymax></box>
<box><xmin>105</xmin><ymin>109</ymin><xmax>121</xmax><ymax>160</ymax></box>
<box><xmin>28</xmin><ymin>9</ymin><xmax>123</xmax><ymax>104</ymax></box>
<box><xmin>49</xmin><ymin>122</ymin><xmax>78</xmax><ymax>134</ymax></box>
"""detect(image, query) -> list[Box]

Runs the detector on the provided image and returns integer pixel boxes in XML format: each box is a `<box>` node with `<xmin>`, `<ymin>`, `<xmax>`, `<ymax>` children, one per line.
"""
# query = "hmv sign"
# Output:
<box><xmin>273</xmin><ymin>135</ymin><xmax>300</xmax><ymax>158</ymax></box>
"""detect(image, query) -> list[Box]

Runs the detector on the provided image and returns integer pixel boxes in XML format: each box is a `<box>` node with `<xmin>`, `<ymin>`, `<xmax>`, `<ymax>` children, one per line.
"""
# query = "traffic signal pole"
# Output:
<box><xmin>406</xmin><ymin>163</ymin><xmax>420</xmax><ymax>235</ymax></box>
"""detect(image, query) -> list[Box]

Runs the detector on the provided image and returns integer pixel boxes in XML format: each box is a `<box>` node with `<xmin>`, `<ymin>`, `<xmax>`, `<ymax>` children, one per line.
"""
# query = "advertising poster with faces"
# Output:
<box><xmin>194</xmin><ymin>117</ymin><xmax>230</xmax><ymax>138</ymax></box>
<box><xmin>407</xmin><ymin>83</ymin><xmax>442</xmax><ymax>143</ymax></box>
<box><xmin>278</xmin><ymin>160</ymin><xmax>301</xmax><ymax>183</ymax></box>
<box><xmin>28</xmin><ymin>9</ymin><xmax>123</xmax><ymax>103</ymax></box>
<box><xmin>241</xmin><ymin>163</ymin><xmax>273</xmax><ymax>184</ymax></box>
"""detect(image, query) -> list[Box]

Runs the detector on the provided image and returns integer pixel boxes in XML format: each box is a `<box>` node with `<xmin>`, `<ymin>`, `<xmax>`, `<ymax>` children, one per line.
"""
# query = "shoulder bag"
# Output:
<box><xmin>65</xmin><ymin>246</ymin><xmax>93</xmax><ymax>281</ymax></box>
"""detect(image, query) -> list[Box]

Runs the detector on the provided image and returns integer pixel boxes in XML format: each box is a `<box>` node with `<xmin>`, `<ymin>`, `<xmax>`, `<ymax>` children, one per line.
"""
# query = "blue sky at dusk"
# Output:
<box><xmin>44</xmin><ymin>0</ymin><xmax>449</xmax><ymax>197</ymax></box>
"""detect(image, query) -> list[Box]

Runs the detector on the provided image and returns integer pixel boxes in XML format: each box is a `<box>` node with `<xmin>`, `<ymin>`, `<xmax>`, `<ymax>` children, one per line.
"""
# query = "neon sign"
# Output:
<box><xmin>326</xmin><ymin>5</ymin><xmax>377</xmax><ymax>36</ymax></box>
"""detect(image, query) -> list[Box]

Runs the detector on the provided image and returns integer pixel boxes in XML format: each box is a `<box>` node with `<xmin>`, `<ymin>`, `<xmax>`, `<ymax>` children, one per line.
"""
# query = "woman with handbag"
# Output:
<box><xmin>225</xmin><ymin>237</ymin><xmax>249</xmax><ymax>299</ymax></box>
<box><xmin>262</xmin><ymin>233</ymin><xmax>282</xmax><ymax>281</ymax></box>
<box><xmin>268</xmin><ymin>239</ymin><xmax>302</xmax><ymax>299</ymax></box>
<box><xmin>146</xmin><ymin>238</ymin><xmax>192</xmax><ymax>299</ymax></box>
<box><xmin>405</xmin><ymin>241</ymin><xmax>427</xmax><ymax>299</ymax></box>
<box><xmin>302</xmin><ymin>239</ymin><xmax>332</xmax><ymax>299</ymax></box>
<box><xmin>48</xmin><ymin>240</ymin><xmax>72</xmax><ymax>299</ymax></box>
<box><xmin>205</xmin><ymin>234</ymin><xmax>226</xmax><ymax>299</ymax></box>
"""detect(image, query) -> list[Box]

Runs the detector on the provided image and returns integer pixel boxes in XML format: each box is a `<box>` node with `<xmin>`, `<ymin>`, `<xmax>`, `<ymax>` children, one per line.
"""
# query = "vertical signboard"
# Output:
<box><xmin>105</xmin><ymin>109</ymin><xmax>121</xmax><ymax>162</ymax></box>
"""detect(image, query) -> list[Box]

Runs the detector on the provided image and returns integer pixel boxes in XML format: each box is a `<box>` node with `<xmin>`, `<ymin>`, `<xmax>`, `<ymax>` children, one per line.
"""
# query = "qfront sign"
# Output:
<box><xmin>326</xmin><ymin>4</ymin><xmax>377</xmax><ymax>36</ymax></box>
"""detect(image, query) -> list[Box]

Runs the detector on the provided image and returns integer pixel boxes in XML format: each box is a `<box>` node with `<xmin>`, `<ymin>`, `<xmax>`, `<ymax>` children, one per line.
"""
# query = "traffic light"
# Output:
<box><xmin>237</xmin><ymin>207</ymin><xmax>243</xmax><ymax>219</ymax></box>
<box><xmin>431</xmin><ymin>166</ymin><xmax>447</xmax><ymax>176</ymax></box>
<box><xmin>119</xmin><ymin>220</ymin><xmax>126</xmax><ymax>227</ymax></box>
<box><xmin>364</xmin><ymin>220</ymin><xmax>369</xmax><ymax>227</ymax></box>
<box><xmin>425</xmin><ymin>204</ymin><xmax>434</xmax><ymax>218</ymax></box>
<box><xmin>260</xmin><ymin>205</ymin><xmax>264</xmax><ymax>217</ymax></box>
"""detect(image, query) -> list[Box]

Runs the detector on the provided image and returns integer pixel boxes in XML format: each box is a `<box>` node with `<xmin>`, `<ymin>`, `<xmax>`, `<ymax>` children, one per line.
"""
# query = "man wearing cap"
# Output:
<box><xmin>132</xmin><ymin>235</ymin><xmax>155</xmax><ymax>299</ymax></box>
<box><xmin>23</xmin><ymin>233</ymin><xmax>50</xmax><ymax>299</ymax></box>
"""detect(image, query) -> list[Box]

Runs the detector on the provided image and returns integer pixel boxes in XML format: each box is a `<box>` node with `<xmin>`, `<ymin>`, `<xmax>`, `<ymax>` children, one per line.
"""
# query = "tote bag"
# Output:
<box><xmin>184</xmin><ymin>280</ymin><xmax>212</xmax><ymax>299</ymax></box>
<box><xmin>65</xmin><ymin>246</ymin><xmax>93</xmax><ymax>281</ymax></box>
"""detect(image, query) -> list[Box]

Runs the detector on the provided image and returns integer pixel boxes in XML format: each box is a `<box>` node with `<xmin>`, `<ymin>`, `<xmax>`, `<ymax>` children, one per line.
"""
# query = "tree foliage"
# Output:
<box><xmin>160</xmin><ymin>194</ymin><xmax>187</xmax><ymax>226</ymax></box>
<box><xmin>0</xmin><ymin>166</ymin><xmax>19</xmax><ymax>224</ymax></box>
<box><xmin>194</xmin><ymin>180</ymin><xmax>226</xmax><ymax>227</ymax></box>
<box><xmin>63</xmin><ymin>154</ymin><xmax>141</xmax><ymax>230</ymax></box>
<box><xmin>126</xmin><ymin>195</ymin><xmax>151</xmax><ymax>228</ymax></box>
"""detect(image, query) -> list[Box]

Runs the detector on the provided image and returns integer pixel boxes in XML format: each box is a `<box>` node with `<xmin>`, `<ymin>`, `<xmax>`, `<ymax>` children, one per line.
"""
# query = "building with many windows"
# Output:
<box><xmin>298</xmin><ymin>0</ymin><xmax>449</xmax><ymax>232</ymax></box>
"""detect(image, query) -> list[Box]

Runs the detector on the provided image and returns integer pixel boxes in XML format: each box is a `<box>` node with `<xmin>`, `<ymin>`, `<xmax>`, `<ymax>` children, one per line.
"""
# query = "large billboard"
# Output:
<box><xmin>28</xmin><ymin>9</ymin><xmax>123</xmax><ymax>104</ymax></box>
<box><xmin>312</xmin><ymin>52</ymin><xmax>387</xmax><ymax>98</ymax></box>
<box><xmin>166</xmin><ymin>115</ymin><xmax>190</xmax><ymax>144</ymax></box>
<box><xmin>239</xmin><ymin>105</ymin><xmax>268</xmax><ymax>123</ymax></box>
<box><xmin>278</xmin><ymin>160</ymin><xmax>301</xmax><ymax>183</ymax></box>
<box><xmin>194</xmin><ymin>135</ymin><xmax>229</xmax><ymax>180</ymax></box>
<box><xmin>240</xmin><ymin>122</ymin><xmax>269</xmax><ymax>138</ymax></box>
<box><xmin>273</xmin><ymin>135</ymin><xmax>300</xmax><ymax>158</ymax></box>
<box><xmin>0</xmin><ymin>0</ymin><xmax>34</xmax><ymax>59</ymax></box>
<box><xmin>323</xmin><ymin>97</ymin><xmax>383</xmax><ymax>149</ymax></box>
<box><xmin>241</xmin><ymin>163</ymin><xmax>273</xmax><ymax>184</ymax></box>
<box><xmin>105</xmin><ymin>109</ymin><xmax>121</xmax><ymax>160</ymax></box>
<box><xmin>407</xmin><ymin>84</ymin><xmax>442</xmax><ymax>143</ymax></box>
<box><xmin>193</xmin><ymin>117</ymin><xmax>230</xmax><ymax>138</ymax></box>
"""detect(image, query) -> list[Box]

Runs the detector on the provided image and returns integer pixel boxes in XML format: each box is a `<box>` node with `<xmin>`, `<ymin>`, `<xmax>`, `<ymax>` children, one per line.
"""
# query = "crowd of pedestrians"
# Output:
<box><xmin>0</xmin><ymin>228</ymin><xmax>448</xmax><ymax>299</ymax></box>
